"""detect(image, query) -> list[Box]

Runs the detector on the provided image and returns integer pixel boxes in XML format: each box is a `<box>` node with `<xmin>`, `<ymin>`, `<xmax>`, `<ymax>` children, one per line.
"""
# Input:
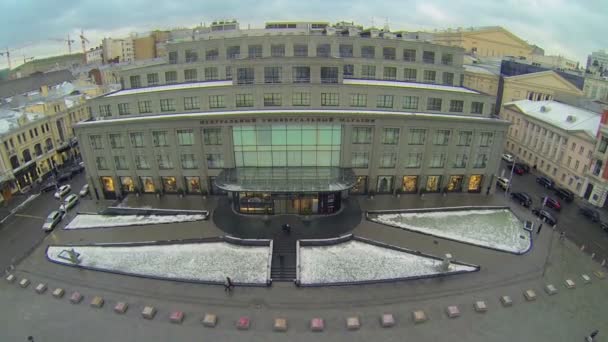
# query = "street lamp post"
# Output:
<box><xmin>505</xmin><ymin>156</ymin><xmax>517</xmax><ymax>198</ymax></box>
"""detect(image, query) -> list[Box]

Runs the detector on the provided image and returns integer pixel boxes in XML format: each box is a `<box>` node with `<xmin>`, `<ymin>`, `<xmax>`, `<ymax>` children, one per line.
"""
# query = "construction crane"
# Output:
<box><xmin>49</xmin><ymin>35</ymin><xmax>76</xmax><ymax>54</ymax></box>
<box><xmin>0</xmin><ymin>47</ymin><xmax>11</xmax><ymax>69</ymax></box>
<box><xmin>79</xmin><ymin>29</ymin><xmax>90</xmax><ymax>64</ymax></box>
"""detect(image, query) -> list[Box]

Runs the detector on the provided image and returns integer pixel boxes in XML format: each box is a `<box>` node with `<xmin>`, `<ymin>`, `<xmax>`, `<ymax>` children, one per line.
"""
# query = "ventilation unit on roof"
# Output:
<box><xmin>566</xmin><ymin>115</ymin><xmax>577</xmax><ymax>123</ymax></box>
<box><xmin>540</xmin><ymin>105</ymin><xmax>551</xmax><ymax>113</ymax></box>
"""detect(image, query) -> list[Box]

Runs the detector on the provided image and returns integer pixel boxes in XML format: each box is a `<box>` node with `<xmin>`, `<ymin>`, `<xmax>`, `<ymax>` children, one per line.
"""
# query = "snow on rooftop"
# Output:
<box><xmin>105</xmin><ymin>80</ymin><xmax>233</xmax><ymax>97</ymax></box>
<box><xmin>343</xmin><ymin>79</ymin><xmax>481</xmax><ymax>94</ymax></box>
<box><xmin>0</xmin><ymin>108</ymin><xmax>45</xmax><ymax>135</ymax></box>
<box><xmin>506</xmin><ymin>100</ymin><xmax>601</xmax><ymax>137</ymax></box>
<box><xmin>464</xmin><ymin>64</ymin><xmax>500</xmax><ymax>76</ymax></box>
<box><xmin>64</xmin><ymin>213</ymin><xmax>208</xmax><ymax>229</ymax></box>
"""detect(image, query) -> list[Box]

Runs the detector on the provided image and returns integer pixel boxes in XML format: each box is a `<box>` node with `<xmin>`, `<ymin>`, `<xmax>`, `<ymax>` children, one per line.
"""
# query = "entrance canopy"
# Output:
<box><xmin>215</xmin><ymin>167</ymin><xmax>356</xmax><ymax>193</ymax></box>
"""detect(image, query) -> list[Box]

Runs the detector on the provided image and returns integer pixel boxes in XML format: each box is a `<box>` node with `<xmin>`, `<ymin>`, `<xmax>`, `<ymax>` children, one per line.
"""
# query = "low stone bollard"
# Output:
<box><xmin>52</xmin><ymin>288</ymin><xmax>65</xmax><ymax>298</ymax></box>
<box><xmin>346</xmin><ymin>316</ymin><xmax>361</xmax><ymax>330</ymax></box>
<box><xmin>202</xmin><ymin>314</ymin><xmax>217</xmax><ymax>327</ymax></box>
<box><xmin>114</xmin><ymin>302</ymin><xmax>128</xmax><ymax>314</ymax></box>
<box><xmin>380</xmin><ymin>313</ymin><xmax>395</xmax><ymax>328</ymax></box>
<box><xmin>170</xmin><ymin>311</ymin><xmax>184</xmax><ymax>324</ymax></box>
<box><xmin>593</xmin><ymin>270</ymin><xmax>606</xmax><ymax>279</ymax></box>
<box><xmin>35</xmin><ymin>283</ymin><xmax>47</xmax><ymax>294</ymax></box>
<box><xmin>70</xmin><ymin>292</ymin><xmax>83</xmax><ymax>304</ymax></box>
<box><xmin>142</xmin><ymin>306</ymin><xmax>156</xmax><ymax>320</ymax></box>
<box><xmin>582</xmin><ymin>274</ymin><xmax>591</xmax><ymax>284</ymax></box>
<box><xmin>500</xmin><ymin>296</ymin><xmax>513</xmax><ymax>307</ymax></box>
<box><xmin>544</xmin><ymin>284</ymin><xmax>558</xmax><ymax>295</ymax></box>
<box><xmin>446</xmin><ymin>306</ymin><xmax>460</xmax><ymax>318</ymax></box>
<box><xmin>524</xmin><ymin>290</ymin><xmax>537</xmax><ymax>301</ymax></box>
<box><xmin>273</xmin><ymin>318</ymin><xmax>287</xmax><ymax>332</ymax></box>
<box><xmin>474</xmin><ymin>301</ymin><xmax>488</xmax><ymax>313</ymax></box>
<box><xmin>236</xmin><ymin>316</ymin><xmax>250</xmax><ymax>330</ymax></box>
<box><xmin>90</xmin><ymin>296</ymin><xmax>104</xmax><ymax>308</ymax></box>
<box><xmin>19</xmin><ymin>278</ymin><xmax>30</xmax><ymax>288</ymax></box>
<box><xmin>580</xmin><ymin>245</ymin><xmax>585</xmax><ymax>251</ymax></box>
<box><xmin>564</xmin><ymin>279</ymin><xmax>576</xmax><ymax>289</ymax></box>
<box><xmin>5</xmin><ymin>274</ymin><xmax>16</xmax><ymax>283</ymax></box>
<box><xmin>412</xmin><ymin>310</ymin><xmax>427</xmax><ymax>324</ymax></box>
<box><xmin>310</xmin><ymin>318</ymin><xmax>324</xmax><ymax>332</ymax></box>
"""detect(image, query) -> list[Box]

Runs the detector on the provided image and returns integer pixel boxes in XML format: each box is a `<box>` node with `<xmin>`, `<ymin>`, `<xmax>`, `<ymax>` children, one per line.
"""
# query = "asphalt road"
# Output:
<box><xmin>0</xmin><ymin>172</ymin><xmax>87</xmax><ymax>271</ymax></box>
<box><xmin>498</xmin><ymin>160</ymin><xmax>608</xmax><ymax>261</ymax></box>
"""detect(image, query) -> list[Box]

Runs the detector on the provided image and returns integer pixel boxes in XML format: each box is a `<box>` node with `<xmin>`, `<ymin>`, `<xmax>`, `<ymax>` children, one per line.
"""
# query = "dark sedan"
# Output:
<box><xmin>536</xmin><ymin>176</ymin><xmax>555</xmax><ymax>189</ymax></box>
<box><xmin>531</xmin><ymin>208</ymin><xmax>558</xmax><ymax>225</ymax></box>
<box><xmin>579</xmin><ymin>207</ymin><xmax>600</xmax><ymax>222</ymax></box>
<box><xmin>511</xmin><ymin>192</ymin><xmax>532</xmax><ymax>207</ymax></box>
<box><xmin>554</xmin><ymin>187</ymin><xmax>574</xmax><ymax>202</ymax></box>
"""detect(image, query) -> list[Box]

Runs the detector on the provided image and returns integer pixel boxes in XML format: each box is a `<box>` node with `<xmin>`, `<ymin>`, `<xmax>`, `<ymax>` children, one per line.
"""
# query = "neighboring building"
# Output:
<box><xmin>432</xmin><ymin>26</ymin><xmax>537</xmax><ymax>58</ymax></box>
<box><xmin>503</xmin><ymin>100</ymin><xmax>601</xmax><ymax>201</ymax></box>
<box><xmin>587</xmin><ymin>109</ymin><xmax>608</xmax><ymax>207</ymax></box>
<box><xmin>527</xmin><ymin>55</ymin><xmax>578</xmax><ymax>71</ymax></box>
<box><xmin>76</xmin><ymin>21</ymin><xmax>508</xmax><ymax>213</ymax></box>
<box><xmin>463</xmin><ymin>64</ymin><xmax>500</xmax><ymax>97</ymax></box>
<box><xmin>102</xmin><ymin>37</ymin><xmax>135</xmax><ymax>64</ymax></box>
<box><xmin>133</xmin><ymin>35</ymin><xmax>156</xmax><ymax>60</ymax></box>
<box><xmin>8</xmin><ymin>54</ymin><xmax>83</xmax><ymax>79</ymax></box>
<box><xmin>500</xmin><ymin>71</ymin><xmax>584</xmax><ymax>109</ymax></box>
<box><xmin>586</xmin><ymin>50</ymin><xmax>608</xmax><ymax>76</ymax></box>
<box><xmin>0</xmin><ymin>70</ymin><xmax>74</xmax><ymax>99</ymax></box>
<box><xmin>86</xmin><ymin>46</ymin><xmax>104</xmax><ymax>65</ymax></box>
<box><xmin>583</xmin><ymin>76</ymin><xmax>608</xmax><ymax>103</ymax></box>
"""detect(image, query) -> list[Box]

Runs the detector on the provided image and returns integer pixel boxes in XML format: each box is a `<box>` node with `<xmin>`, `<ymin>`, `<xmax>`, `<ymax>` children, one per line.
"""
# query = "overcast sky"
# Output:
<box><xmin>0</xmin><ymin>0</ymin><xmax>606</xmax><ymax>70</ymax></box>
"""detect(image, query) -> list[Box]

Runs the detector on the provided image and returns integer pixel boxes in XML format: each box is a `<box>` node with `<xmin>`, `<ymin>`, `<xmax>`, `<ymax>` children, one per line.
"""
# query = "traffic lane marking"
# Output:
<box><xmin>14</xmin><ymin>214</ymin><xmax>44</xmax><ymax>220</ymax></box>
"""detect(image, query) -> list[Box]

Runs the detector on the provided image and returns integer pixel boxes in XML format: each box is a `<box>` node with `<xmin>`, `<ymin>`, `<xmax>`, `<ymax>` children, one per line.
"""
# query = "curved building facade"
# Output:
<box><xmin>76</xmin><ymin>22</ymin><xmax>509</xmax><ymax>215</ymax></box>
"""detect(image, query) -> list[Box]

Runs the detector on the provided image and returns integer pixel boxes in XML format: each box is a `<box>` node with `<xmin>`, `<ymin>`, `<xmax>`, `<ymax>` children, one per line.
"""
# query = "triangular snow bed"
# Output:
<box><xmin>64</xmin><ymin>213</ymin><xmax>208</xmax><ymax>229</ymax></box>
<box><xmin>297</xmin><ymin>235</ymin><xmax>479</xmax><ymax>286</ymax></box>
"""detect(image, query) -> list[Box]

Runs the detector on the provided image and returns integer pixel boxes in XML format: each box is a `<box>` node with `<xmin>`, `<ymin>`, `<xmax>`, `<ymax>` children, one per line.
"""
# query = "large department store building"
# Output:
<box><xmin>76</xmin><ymin>21</ymin><xmax>509</xmax><ymax>215</ymax></box>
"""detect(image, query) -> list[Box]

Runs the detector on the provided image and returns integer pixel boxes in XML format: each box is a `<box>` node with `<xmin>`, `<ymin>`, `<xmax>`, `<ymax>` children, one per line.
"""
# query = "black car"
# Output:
<box><xmin>70</xmin><ymin>164</ymin><xmax>85</xmax><ymax>175</ymax></box>
<box><xmin>56</xmin><ymin>173</ymin><xmax>72</xmax><ymax>183</ymax></box>
<box><xmin>554</xmin><ymin>187</ymin><xmax>574</xmax><ymax>202</ymax></box>
<box><xmin>40</xmin><ymin>182</ymin><xmax>57</xmax><ymax>193</ymax></box>
<box><xmin>511</xmin><ymin>192</ymin><xmax>532</xmax><ymax>207</ymax></box>
<box><xmin>579</xmin><ymin>207</ymin><xmax>600</xmax><ymax>222</ymax></box>
<box><xmin>531</xmin><ymin>208</ymin><xmax>557</xmax><ymax>225</ymax></box>
<box><xmin>536</xmin><ymin>176</ymin><xmax>555</xmax><ymax>189</ymax></box>
<box><xmin>515</xmin><ymin>162</ymin><xmax>530</xmax><ymax>173</ymax></box>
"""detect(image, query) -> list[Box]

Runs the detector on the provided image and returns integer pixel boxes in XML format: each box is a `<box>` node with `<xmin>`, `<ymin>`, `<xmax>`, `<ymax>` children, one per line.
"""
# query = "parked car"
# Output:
<box><xmin>554</xmin><ymin>187</ymin><xmax>574</xmax><ymax>202</ymax></box>
<box><xmin>579</xmin><ymin>207</ymin><xmax>600</xmax><ymax>222</ymax></box>
<box><xmin>53</xmin><ymin>185</ymin><xmax>71</xmax><ymax>199</ymax></box>
<box><xmin>40</xmin><ymin>182</ymin><xmax>57</xmax><ymax>193</ymax></box>
<box><xmin>531</xmin><ymin>208</ymin><xmax>557</xmax><ymax>225</ymax></box>
<box><xmin>42</xmin><ymin>210</ymin><xmax>65</xmax><ymax>232</ymax></box>
<box><xmin>541</xmin><ymin>196</ymin><xmax>561</xmax><ymax>211</ymax></box>
<box><xmin>57</xmin><ymin>173</ymin><xmax>72</xmax><ymax>183</ymax></box>
<box><xmin>515</xmin><ymin>162</ymin><xmax>530</xmax><ymax>173</ymax></box>
<box><xmin>511</xmin><ymin>192</ymin><xmax>533</xmax><ymax>207</ymax></box>
<box><xmin>59</xmin><ymin>194</ymin><xmax>79</xmax><ymax>211</ymax></box>
<box><xmin>536</xmin><ymin>176</ymin><xmax>555</xmax><ymax>189</ymax></box>
<box><xmin>501</xmin><ymin>153</ymin><xmax>514</xmax><ymax>163</ymax></box>
<box><xmin>511</xmin><ymin>164</ymin><xmax>525</xmax><ymax>175</ymax></box>
<box><xmin>496</xmin><ymin>177</ymin><xmax>510</xmax><ymax>191</ymax></box>
<box><xmin>79</xmin><ymin>184</ymin><xmax>90</xmax><ymax>197</ymax></box>
<box><xmin>70</xmin><ymin>163</ymin><xmax>85</xmax><ymax>175</ymax></box>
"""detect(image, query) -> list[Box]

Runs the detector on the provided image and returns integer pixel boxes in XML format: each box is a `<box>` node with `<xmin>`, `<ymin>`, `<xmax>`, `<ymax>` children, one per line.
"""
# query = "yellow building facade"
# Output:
<box><xmin>433</xmin><ymin>26</ymin><xmax>535</xmax><ymax>58</ymax></box>
<box><xmin>501</xmin><ymin>71</ymin><xmax>584</xmax><ymax>107</ymax></box>
<box><xmin>463</xmin><ymin>65</ymin><xmax>500</xmax><ymax>96</ymax></box>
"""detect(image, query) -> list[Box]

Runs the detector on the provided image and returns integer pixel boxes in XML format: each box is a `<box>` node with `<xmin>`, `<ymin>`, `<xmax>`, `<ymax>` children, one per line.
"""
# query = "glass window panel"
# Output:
<box><xmin>287</xmin><ymin>130</ymin><xmax>302</xmax><ymax>145</ymax></box>
<box><xmin>258</xmin><ymin>152</ymin><xmax>272</xmax><ymax>166</ymax></box>
<box><xmin>272</xmin><ymin>151</ymin><xmax>287</xmax><ymax>166</ymax></box>
<box><xmin>317</xmin><ymin>151</ymin><xmax>331</xmax><ymax>166</ymax></box>
<box><xmin>272</xmin><ymin>127</ymin><xmax>286</xmax><ymax>145</ymax></box>
<box><xmin>242</xmin><ymin>130</ymin><xmax>256</xmax><ymax>145</ymax></box>
<box><xmin>243</xmin><ymin>152</ymin><xmax>258</xmax><ymax>166</ymax></box>
<box><xmin>234</xmin><ymin>151</ymin><xmax>243</xmax><ymax>167</ymax></box>
<box><xmin>287</xmin><ymin>151</ymin><xmax>301</xmax><ymax>166</ymax></box>
<box><xmin>319</xmin><ymin>130</ymin><xmax>332</xmax><ymax>145</ymax></box>
<box><xmin>302</xmin><ymin>130</ymin><xmax>317</xmax><ymax>145</ymax></box>
<box><xmin>302</xmin><ymin>151</ymin><xmax>316</xmax><ymax>166</ymax></box>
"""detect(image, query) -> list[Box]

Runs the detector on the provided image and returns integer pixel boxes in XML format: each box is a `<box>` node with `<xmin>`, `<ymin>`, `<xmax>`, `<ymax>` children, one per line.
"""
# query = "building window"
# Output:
<box><xmin>147</xmin><ymin>73</ymin><xmax>159</xmax><ymax>86</ymax></box>
<box><xmin>474</xmin><ymin>154</ymin><xmax>488</xmax><ymax>168</ymax></box>
<box><xmin>403</xmin><ymin>49</ymin><xmax>416</xmax><ymax>62</ymax></box>
<box><xmin>236</xmin><ymin>94</ymin><xmax>254</xmax><ymax>107</ymax></box>
<box><xmin>135</xmin><ymin>155</ymin><xmax>150</xmax><ymax>169</ymax></box>
<box><xmin>118</xmin><ymin>103</ymin><xmax>130</xmax><ymax>115</ymax></box>
<box><xmin>184</xmin><ymin>97</ymin><xmax>200</xmax><ymax>110</ymax></box>
<box><xmin>376</xmin><ymin>95</ymin><xmax>394</xmax><ymax>109</ymax></box>
<box><xmin>402</xmin><ymin>175</ymin><xmax>418</xmax><ymax>193</ymax></box>
<box><xmin>157</xmin><ymin>154</ymin><xmax>173</xmax><ymax>169</ymax></box>
<box><xmin>271</xmin><ymin>44</ymin><xmax>285</xmax><ymax>57</ymax></box>
<box><xmin>237</xmin><ymin>67</ymin><xmax>254</xmax><ymax>85</ymax></box>
<box><xmin>130</xmin><ymin>132</ymin><xmax>144</xmax><ymax>147</ymax></box>
<box><xmin>361</xmin><ymin>65</ymin><xmax>376</xmax><ymax>79</ymax></box>
<box><xmin>248</xmin><ymin>44</ymin><xmax>263</xmax><ymax>59</ymax></box>
<box><xmin>90</xmin><ymin>135</ymin><xmax>103</xmax><ymax>149</ymax></box>
<box><xmin>449</xmin><ymin>100</ymin><xmax>464</xmax><ymax>112</ymax></box>
<box><xmin>293</xmin><ymin>44</ymin><xmax>308</xmax><ymax>57</ymax></box>
<box><xmin>177</xmin><ymin>129</ymin><xmax>194</xmax><ymax>146</ymax></box>
<box><xmin>114</xmin><ymin>156</ymin><xmax>128</xmax><ymax>170</ymax></box>
<box><xmin>321</xmin><ymin>93</ymin><xmax>339</xmax><ymax>106</ymax></box>
<box><xmin>152</xmin><ymin>131</ymin><xmax>169</xmax><ymax>147</ymax></box>
<box><xmin>264</xmin><ymin>67</ymin><xmax>282</xmax><ymax>84</ymax></box>
<box><xmin>292</xmin><ymin>92</ymin><xmax>311</xmax><ymax>106</ymax></box>
<box><xmin>599</xmin><ymin>137</ymin><xmax>608</xmax><ymax>153</ymax></box>
<box><xmin>423</xmin><ymin>70</ymin><xmax>436</xmax><ymax>83</ymax></box>
<box><xmin>99</xmin><ymin>105</ymin><xmax>111</xmax><ymax>117</ymax></box>
<box><xmin>160</xmin><ymin>99</ymin><xmax>176</xmax><ymax>111</ymax></box>
<box><xmin>429</xmin><ymin>154</ymin><xmax>446</xmax><ymax>168</ymax></box>
<box><xmin>579</xmin><ymin>146</ymin><xmax>584</xmax><ymax>155</ymax></box>
<box><xmin>264</xmin><ymin>93</ymin><xmax>282</xmax><ymax>106</ymax></box>
<box><xmin>185</xmin><ymin>176</ymin><xmax>201</xmax><ymax>193</ymax></box>
<box><xmin>138</xmin><ymin>100</ymin><xmax>152</xmax><ymax>114</ymax></box>
<box><xmin>209</xmin><ymin>95</ymin><xmax>225</xmax><ymax>108</ymax></box>
<box><xmin>225</xmin><ymin>66</ymin><xmax>232</xmax><ymax>80</ymax></box>
<box><xmin>403</xmin><ymin>68</ymin><xmax>417</xmax><ymax>81</ymax></box>
<box><xmin>422</xmin><ymin>51</ymin><xmax>435</xmax><ymax>64</ymax></box>
<box><xmin>382</xmin><ymin>128</ymin><xmax>400</xmax><ymax>145</ymax></box>
<box><xmin>571</xmin><ymin>142</ymin><xmax>576</xmax><ymax>151</ymax></box>
<box><xmin>96</xmin><ymin>157</ymin><xmax>108</xmax><ymax>170</ymax></box>
<box><xmin>376</xmin><ymin>176</ymin><xmax>394</xmax><ymax>193</ymax></box>
<box><xmin>383</xmin><ymin>47</ymin><xmax>396</xmax><ymax>60</ymax></box>
<box><xmin>408</xmin><ymin>129</ymin><xmax>426</xmax><ymax>145</ymax></box>
<box><xmin>206</xmin><ymin>153</ymin><xmax>224</xmax><ymax>168</ymax></box>
<box><xmin>361</xmin><ymin>46</ymin><xmax>375</xmax><ymax>59</ymax></box>
<box><xmin>129</xmin><ymin>75</ymin><xmax>141</xmax><ymax>88</ymax></box>
<box><xmin>184</xmin><ymin>69</ymin><xmax>198</xmax><ymax>82</ymax></box>
<box><xmin>402</xmin><ymin>96</ymin><xmax>419</xmax><ymax>110</ymax></box>
<box><xmin>203</xmin><ymin>128</ymin><xmax>222</xmax><ymax>145</ymax></box>
<box><xmin>316</xmin><ymin>44</ymin><xmax>331</xmax><ymax>57</ymax></box>
<box><xmin>379</xmin><ymin>152</ymin><xmax>397</xmax><ymax>168</ymax></box>
<box><xmin>185</xmin><ymin>49</ymin><xmax>198</xmax><ymax>63</ymax></box>
<box><xmin>140</xmin><ymin>176</ymin><xmax>155</xmax><ymax>192</ymax></box>
<box><xmin>343</xmin><ymin>64</ymin><xmax>354</xmax><ymax>78</ymax></box>
<box><xmin>433</xmin><ymin>130</ymin><xmax>450</xmax><ymax>145</ymax></box>
<box><xmin>165</xmin><ymin>71</ymin><xmax>177</xmax><ymax>84</ymax></box>
<box><xmin>120</xmin><ymin>177</ymin><xmax>135</xmax><ymax>192</ymax></box>
<box><xmin>383</xmin><ymin>67</ymin><xmax>397</xmax><ymax>80</ymax></box>
<box><xmin>204</xmin><ymin>67</ymin><xmax>218</xmax><ymax>81</ymax></box>
<box><xmin>453</xmin><ymin>154</ymin><xmax>468</xmax><ymax>168</ymax></box>
<box><xmin>479</xmin><ymin>132</ymin><xmax>493</xmax><ymax>147</ymax></box>
<box><xmin>404</xmin><ymin>153</ymin><xmax>422</xmax><ymax>168</ymax></box>
<box><xmin>441</xmin><ymin>53</ymin><xmax>453</xmax><ymax>65</ymax></box>
<box><xmin>575</xmin><ymin>160</ymin><xmax>580</xmax><ymax>170</ymax></box>
<box><xmin>205</xmin><ymin>49</ymin><xmax>218</xmax><ymax>60</ymax></box>
<box><xmin>181</xmin><ymin>154</ymin><xmax>197</xmax><ymax>169</ymax></box>
<box><xmin>161</xmin><ymin>177</ymin><xmax>178</xmax><ymax>192</ymax></box>
<box><xmin>320</xmin><ymin>67</ymin><xmax>338</xmax><ymax>83</ymax></box>
<box><xmin>293</xmin><ymin>66</ymin><xmax>310</xmax><ymax>83</ymax></box>
<box><xmin>351</xmin><ymin>152</ymin><xmax>369</xmax><ymax>168</ymax></box>
<box><xmin>227</xmin><ymin>46</ymin><xmax>240</xmax><ymax>59</ymax></box>
<box><xmin>443</xmin><ymin>72</ymin><xmax>454</xmax><ymax>86</ymax></box>
<box><xmin>350</xmin><ymin>94</ymin><xmax>367</xmax><ymax>107</ymax></box>
<box><xmin>339</xmin><ymin>44</ymin><xmax>353</xmax><ymax>57</ymax></box>
<box><xmin>352</xmin><ymin>127</ymin><xmax>373</xmax><ymax>144</ymax></box>
<box><xmin>109</xmin><ymin>134</ymin><xmax>124</xmax><ymax>149</ymax></box>
<box><xmin>427</xmin><ymin>97</ymin><xmax>442</xmax><ymax>111</ymax></box>
<box><xmin>471</xmin><ymin>102</ymin><xmax>484</xmax><ymax>114</ymax></box>
<box><xmin>457</xmin><ymin>131</ymin><xmax>472</xmax><ymax>146</ymax></box>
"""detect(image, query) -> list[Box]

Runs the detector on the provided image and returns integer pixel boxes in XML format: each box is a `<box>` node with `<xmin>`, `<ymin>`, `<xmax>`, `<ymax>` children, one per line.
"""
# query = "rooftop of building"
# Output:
<box><xmin>505</xmin><ymin>99</ymin><xmax>601</xmax><ymax>137</ymax></box>
<box><xmin>463</xmin><ymin>64</ymin><xmax>500</xmax><ymax>77</ymax></box>
<box><xmin>0</xmin><ymin>70</ymin><xmax>75</xmax><ymax>99</ymax></box>
<box><xmin>0</xmin><ymin>107</ymin><xmax>45</xmax><ymax>135</ymax></box>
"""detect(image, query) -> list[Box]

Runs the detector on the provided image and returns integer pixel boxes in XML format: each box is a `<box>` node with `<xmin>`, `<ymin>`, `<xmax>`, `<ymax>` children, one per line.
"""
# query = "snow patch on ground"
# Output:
<box><xmin>65</xmin><ymin>214</ymin><xmax>207</xmax><ymax>229</ymax></box>
<box><xmin>371</xmin><ymin>209</ymin><xmax>530</xmax><ymax>254</ymax></box>
<box><xmin>299</xmin><ymin>240</ymin><xmax>477</xmax><ymax>285</ymax></box>
<box><xmin>47</xmin><ymin>242</ymin><xmax>271</xmax><ymax>284</ymax></box>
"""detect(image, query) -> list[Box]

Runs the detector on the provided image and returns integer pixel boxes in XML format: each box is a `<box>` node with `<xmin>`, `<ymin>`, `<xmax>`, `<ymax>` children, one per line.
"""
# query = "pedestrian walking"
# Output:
<box><xmin>536</xmin><ymin>223</ymin><xmax>543</xmax><ymax>234</ymax></box>
<box><xmin>282</xmin><ymin>223</ymin><xmax>291</xmax><ymax>234</ymax></box>
<box><xmin>585</xmin><ymin>329</ymin><xmax>599</xmax><ymax>341</ymax></box>
<box><xmin>224</xmin><ymin>276</ymin><xmax>234</xmax><ymax>292</ymax></box>
<box><xmin>559</xmin><ymin>231</ymin><xmax>566</xmax><ymax>241</ymax></box>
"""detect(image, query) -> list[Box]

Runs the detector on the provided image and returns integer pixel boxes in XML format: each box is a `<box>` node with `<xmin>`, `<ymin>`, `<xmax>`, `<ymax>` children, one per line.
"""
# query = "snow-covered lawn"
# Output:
<box><xmin>299</xmin><ymin>239</ymin><xmax>477</xmax><ymax>285</ymax></box>
<box><xmin>65</xmin><ymin>214</ymin><xmax>207</xmax><ymax>229</ymax></box>
<box><xmin>370</xmin><ymin>208</ymin><xmax>531</xmax><ymax>254</ymax></box>
<box><xmin>47</xmin><ymin>242</ymin><xmax>271</xmax><ymax>284</ymax></box>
